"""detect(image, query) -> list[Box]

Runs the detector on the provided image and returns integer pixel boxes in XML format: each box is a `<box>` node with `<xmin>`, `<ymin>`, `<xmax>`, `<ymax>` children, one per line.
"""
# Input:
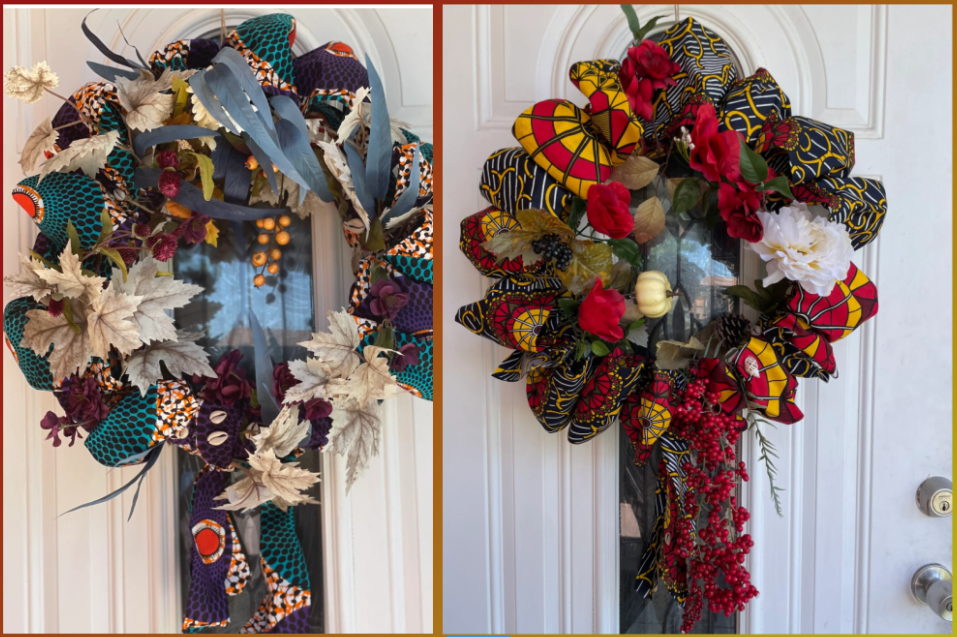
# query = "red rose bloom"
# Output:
<box><xmin>688</xmin><ymin>104</ymin><xmax>742</xmax><ymax>184</ymax></box>
<box><xmin>586</xmin><ymin>181</ymin><xmax>633</xmax><ymax>239</ymax></box>
<box><xmin>578</xmin><ymin>278</ymin><xmax>626</xmax><ymax>342</ymax></box>
<box><xmin>619</xmin><ymin>57</ymin><xmax>655</xmax><ymax>120</ymax></box>
<box><xmin>629</xmin><ymin>40</ymin><xmax>682</xmax><ymax>90</ymax></box>
<box><xmin>619</xmin><ymin>41</ymin><xmax>681</xmax><ymax>121</ymax></box>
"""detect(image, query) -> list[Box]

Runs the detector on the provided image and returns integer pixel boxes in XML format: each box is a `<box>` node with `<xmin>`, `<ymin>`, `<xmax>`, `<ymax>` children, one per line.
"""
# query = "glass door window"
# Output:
<box><xmin>174</xmin><ymin>215</ymin><xmax>325</xmax><ymax>633</ymax></box>
<box><xmin>618</xmin><ymin>29</ymin><xmax>744</xmax><ymax>634</ymax></box>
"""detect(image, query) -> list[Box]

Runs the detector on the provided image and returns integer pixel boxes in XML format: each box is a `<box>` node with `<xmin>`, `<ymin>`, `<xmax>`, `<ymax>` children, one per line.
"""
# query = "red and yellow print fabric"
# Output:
<box><xmin>459</xmin><ymin>207</ymin><xmax>545</xmax><ymax>277</ymax></box>
<box><xmin>731</xmin><ymin>337</ymin><xmax>803</xmax><ymax>424</ymax></box>
<box><xmin>621</xmin><ymin>370</ymin><xmax>676</xmax><ymax>466</ymax></box>
<box><xmin>694</xmin><ymin>358</ymin><xmax>745</xmax><ymax>416</ymax></box>
<box><xmin>568</xmin><ymin>345</ymin><xmax>646</xmax><ymax>444</ymax></box>
<box><xmin>569</xmin><ymin>59</ymin><xmax>645</xmax><ymax>160</ymax></box>
<box><xmin>512</xmin><ymin>99</ymin><xmax>615</xmax><ymax>198</ymax></box>
<box><xmin>787</xmin><ymin>262</ymin><xmax>878</xmax><ymax>342</ymax></box>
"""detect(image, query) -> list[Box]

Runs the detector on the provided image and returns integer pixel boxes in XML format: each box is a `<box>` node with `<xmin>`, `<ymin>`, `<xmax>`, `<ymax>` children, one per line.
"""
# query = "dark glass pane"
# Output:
<box><xmin>173</xmin><ymin>217</ymin><xmax>325</xmax><ymax>633</ymax></box>
<box><xmin>619</xmin><ymin>172</ymin><xmax>740</xmax><ymax>635</ymax></box>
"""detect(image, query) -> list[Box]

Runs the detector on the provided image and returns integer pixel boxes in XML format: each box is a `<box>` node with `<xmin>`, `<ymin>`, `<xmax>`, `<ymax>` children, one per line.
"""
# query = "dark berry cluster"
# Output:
<box><xmin>669</xmin><ymin>377</ymin><xmax>758</xmax><ymax>633</ymax></box>
<box><xmin>531</xmin><ymin>233</ymin><xmax>573</xmax><ymax>271</ymax></box>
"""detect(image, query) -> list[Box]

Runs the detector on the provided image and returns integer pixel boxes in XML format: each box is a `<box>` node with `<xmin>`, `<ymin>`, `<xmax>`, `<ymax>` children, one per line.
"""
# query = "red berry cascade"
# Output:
<box><xmin>669</xmin><ymin>372</ymin><xmax>758</xmax><ymax>633</ymax></box>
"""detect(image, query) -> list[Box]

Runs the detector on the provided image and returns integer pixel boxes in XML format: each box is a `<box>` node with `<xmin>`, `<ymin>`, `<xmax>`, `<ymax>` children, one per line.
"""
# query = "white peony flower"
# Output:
<box><xmin>750</xmin><ymin>203</ymin><xmax>854</xmax><ymax>296</ymax></box>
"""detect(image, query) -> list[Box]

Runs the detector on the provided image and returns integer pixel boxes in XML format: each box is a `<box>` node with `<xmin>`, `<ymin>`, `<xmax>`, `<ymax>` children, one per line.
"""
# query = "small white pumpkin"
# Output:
<box><xmin>634</xmin><ymin>270</ymin><xmax>675</xmax><ymax>318</ymax></box>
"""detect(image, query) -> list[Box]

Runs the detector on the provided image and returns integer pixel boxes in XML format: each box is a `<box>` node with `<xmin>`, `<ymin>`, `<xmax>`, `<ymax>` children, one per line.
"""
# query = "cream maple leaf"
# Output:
<box><xmin>252</xmin><ymin>404</ymin><xmax>311</xmax><ymax>459</ymax></box>
<box><xmin>39</xmin><ymin>131</ymin><xmax>120</xmax><ymax>181</ymax></box>
<box><xmin>3</xmin><ymin>62</ymin><xmax>58</xmax><ymax>104</ymax></box>
<box><xmin>113</xmin><ymin>258</ymin><xmax>203</xmax><ymax>345</ymax></box>
<box><xmin>298</xmin><ymin>310</ymin><xmax>363</xmax><ymax>377</ymax></box>
<box><xmin>341</xmin><ymin>345</ymin><xmax>402</xmax><ymax>406</ymax></box>
<box><xmin>20</xmin><ymin>118</ymin><xmax>59</xmax><ymax>173</ymax></box>
<box><xmin>327</xmin><ymin>399</ymin><xmax>382</xmax><ymax>492</ymax></box>
<box><xmin>284</xmin><ymin>358</ymin><xmax>348</xmax><ymax>405</ymax></box>
<box><xmin>4</xmin><ymin>253</ymin><xmax>55</xmax><ymax>302</ymax></box>
<box><xmin>87</xmin><ymin>284</ymin><xmax>143</xmax><ymax>359</ymax></box>
<box><xmin>21</xmin><ymin>304</ymin><xmax>94</xmax><ymax>381</ymax></box>
<box><xmin>335</xmin><ymin>86</ymin><xmax>372</xmax><ymax>141</ymax></box>
<box><xmin>123</xmin><ymin>332</ymin><xmax>215</xmax><ymax>397</ymax></box>
<box><xmin>213</xmin><ymin>452</ymin><xmax>320</xmax><ymax>512</ymax></box>
<box><xmin>115</xmin><ymin>69</ymin><xmax>175</xmax><ymax>132</ymax></box>
<box><xmin>37</xmin><ymin>245</ymin><xmax>106</xmax><ymax>300</ymax></box>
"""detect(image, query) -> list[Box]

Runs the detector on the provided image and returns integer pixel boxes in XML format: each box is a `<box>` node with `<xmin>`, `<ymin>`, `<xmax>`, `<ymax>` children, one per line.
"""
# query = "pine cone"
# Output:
<box><xmin>715</xmin><ymin>313</ymin><xmax>751</xmax><ymax>347</ymax></box>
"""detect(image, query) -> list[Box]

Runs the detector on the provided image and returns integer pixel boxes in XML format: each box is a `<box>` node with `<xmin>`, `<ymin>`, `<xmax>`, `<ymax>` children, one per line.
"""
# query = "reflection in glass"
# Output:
<box><xmin>619</xmin><ymin>172</ymin><xmax>739</xmax><ymax>634</ymax></box>
<box><xmin>173</xmin><ymin>216</ymin><xmax>325</xmax><ymax>633</ymax></box>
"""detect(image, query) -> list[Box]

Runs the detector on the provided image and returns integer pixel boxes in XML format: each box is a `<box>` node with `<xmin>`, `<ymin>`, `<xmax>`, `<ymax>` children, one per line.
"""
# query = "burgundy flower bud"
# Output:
<box><xmin>156</xmin><ymin>150</ymin><xmax>180</xmax><ymax>170</ymax></box>
<box><xmin>158</xmin><ymin>170</ymin><xmax>181</xmax><ymax>198</ymax></box>
<box><xmin>148</xmin><ymin>233</ymin><xmax>178</xmax><ymax>262</ymax></box>
<box><xmin>117</xmin><ymin>247</ymin><xmax>139</xmax><ymax>266</ymax></box>
<box><xmin>133</xmin><ymin>223</ymin><xmax>152</xmax><ymax>240</ymax></box>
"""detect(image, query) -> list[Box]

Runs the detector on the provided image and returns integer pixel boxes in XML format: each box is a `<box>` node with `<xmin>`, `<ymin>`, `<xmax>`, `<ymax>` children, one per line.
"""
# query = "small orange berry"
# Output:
<box><xmin>269</xmin><ymin>248</ymin><xmax>282</xmax><ymax>261</ymax></box>
<box><xmin>262</xmin><ymin>217</ymin><xmax>277</xmax><ymax>231</ymax></box>
<box><xmin>252</xmin><ymin>252</ymin><xmax>268</xmax><ymax>267</ymax></box>
<box><xmin>278</xmin><ymin>215</ymin><xmax>292</xmax><ymax>228</ymax></box>
<box><xmin>254</xmin><ymin>274</ymin><xmax>266</xmax><ymax>288</ymax></box>
<box><xmin>267</xmin><ymin>263</ymin><xmax>280</xmax><ymax>275</ymax></box>
<box><xmin>257</xmin><ymin>233</ymin><xmax>271</xmax><ymax>245</ymax></box>
<box><xmin>246</xmin><ymin>156</ymin><xmax>260</xmax><ymax>171</ymax></box>
<box><xmin>275</xmin><ymin>231</ymin><xmax>291</xmax><ymax>246</ymax></box>
<box><xmin>255</xmin><ymin>219</ymin><xmax>265</xmax><ymax>229</ymax></box>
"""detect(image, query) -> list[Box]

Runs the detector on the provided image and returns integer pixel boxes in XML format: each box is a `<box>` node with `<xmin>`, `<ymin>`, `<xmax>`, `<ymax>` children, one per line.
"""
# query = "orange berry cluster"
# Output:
<box><xmin>252</xmin><ymin>215</ymin><xmax>293</xmax><ymax>288</ymax></box>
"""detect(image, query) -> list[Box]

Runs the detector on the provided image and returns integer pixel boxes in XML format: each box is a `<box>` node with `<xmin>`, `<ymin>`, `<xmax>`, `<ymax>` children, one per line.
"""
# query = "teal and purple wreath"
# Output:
<box><xmin>3</xmin><ymin>11</ymin><xmax>433</xmax><ymax>634</ymax></box>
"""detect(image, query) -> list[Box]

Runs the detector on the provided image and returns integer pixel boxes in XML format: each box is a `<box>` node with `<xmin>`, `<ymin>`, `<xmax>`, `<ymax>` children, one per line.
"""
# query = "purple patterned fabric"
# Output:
<box><xmin>51</xmin><ymin>99</ymin><xmax>87</xmax><ymax>151</ymax></box>
<box><xmin>184</xmin><ymin>469</ymin><xmax>236</xmax><ymax>629</ymax></box>
<box><xmin>185</xmin><ymin>38</ymin><xmax>221</xmax><ymax>70</ymax></box>
<box><xmin>293</xmin><ymin>43</ymin><xmax>369</xmax><ymax>97</ymax></box>
<box><xmin>272</xmin><ymin>606</ymin><xmax>313</xmax><ymax>634</ymax></box>
<box><xmin>304</xmin><ymin>417</ymin><xmax>332</xmax><ymax>450</ymax></box>
<box><xmin>354</xmin><ymin>275</ymin><xmax>433</xmax><ymax>335</ymax></box>
<box><xmin>195</xmin><ymin>400</ymin><xmax>245</xmax><ymax>470</ymax></box>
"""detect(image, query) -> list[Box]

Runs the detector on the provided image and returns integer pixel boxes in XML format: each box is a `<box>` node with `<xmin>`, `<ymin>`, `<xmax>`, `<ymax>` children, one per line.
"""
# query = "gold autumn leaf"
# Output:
<box><xmin>633</xmin><ymin>196</ymin><xmax>666</xmax><ymax>244</ymax></box>
<box><xmin>204</xmin><ymin>220</ymin><xmax>220</xmax><ymax>247</ymax></box>
<box><xmin>610</xmin><ymin>154</ymin><xmax>660</xmax><ymax>191</ymax></box>
<box><xmin>558</xmin><ymin>239</ymin><xmax>613</xmax><ymax>295</ymax></box>
<box><xmin>481</xmin><ymin>208</ymin><xmax>574</xmax><ymax>265</ymax></box>
<box><xmin>655</xmin><ymin>336</ymin><xmax>705</xmax><ymax>370</ymax></box>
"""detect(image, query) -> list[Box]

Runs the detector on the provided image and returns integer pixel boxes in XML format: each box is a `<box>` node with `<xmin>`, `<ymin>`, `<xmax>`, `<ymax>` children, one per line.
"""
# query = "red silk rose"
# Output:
<box><xmin>586</xmin><ymin>181</ymin><xmax>633</xmax><ymax>239</ymax></box>
<box><xmin>620</xmin><ymin>57</ymin><xmax>655</xmax><ymax>120</ymax></box>
<box><xmin>619</xmin><ymin>40</ymin><xmax>680</xmax><ymax>121</ymax></box>
<box><xmin>688</xmin><ymin>104</ymin><xmax>742</xmax><ymax>184</ymax></box>
<box><xmin>578</xmin><ymin>278</ymin><xmax>626</xmax><ymax>342</ymax></box>
<box><xmin>718</xmin><ymin>182</ymin><xmax>764</xmax><ymax>242</ymax></box>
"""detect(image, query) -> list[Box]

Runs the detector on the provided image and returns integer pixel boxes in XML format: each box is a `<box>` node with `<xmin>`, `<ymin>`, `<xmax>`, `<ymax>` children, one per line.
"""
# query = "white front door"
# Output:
<box><xmin>442</xmin><ymin>4</ymin><xmax>952</xmax><ymax>633</ymax></box>
<box><xmin>3</xmin><ymin>7</ymin><xmax>433</xmax><ymax>634</ymax></box>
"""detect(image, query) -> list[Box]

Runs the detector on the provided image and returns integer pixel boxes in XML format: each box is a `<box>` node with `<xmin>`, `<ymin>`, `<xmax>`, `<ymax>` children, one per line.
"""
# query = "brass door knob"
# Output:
<box><xmin>912</xmin><ymin>564</ymin><xmax>953</xmax><ymax>621</ymax></box>
<box><xmin>917</xmin><ymin>477</ymin><xmax>952</xmax><ymax>517</ymax></box>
